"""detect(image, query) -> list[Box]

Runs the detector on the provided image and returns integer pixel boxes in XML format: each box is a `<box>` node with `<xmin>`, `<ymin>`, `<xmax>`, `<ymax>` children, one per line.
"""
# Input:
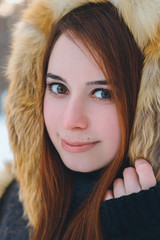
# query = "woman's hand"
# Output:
<box><xmin>104</xmin><ymin>159</ymin><xmax>157</xmax><ymax>200</ymax></box>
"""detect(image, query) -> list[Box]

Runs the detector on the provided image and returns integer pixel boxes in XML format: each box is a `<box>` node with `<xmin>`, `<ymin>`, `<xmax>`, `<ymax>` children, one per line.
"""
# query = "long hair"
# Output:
<box><xmin>32</xmin><ymin>2</ymin><xmax>143</xmax><ymax>240</ymax></box>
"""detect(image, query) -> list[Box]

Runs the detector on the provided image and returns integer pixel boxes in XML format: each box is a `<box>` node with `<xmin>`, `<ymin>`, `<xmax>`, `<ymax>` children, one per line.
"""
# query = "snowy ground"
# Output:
<box><xmin>0</xmin><ymin>91</ymin><xmax>13</xmax><ymax>170</ymax></box>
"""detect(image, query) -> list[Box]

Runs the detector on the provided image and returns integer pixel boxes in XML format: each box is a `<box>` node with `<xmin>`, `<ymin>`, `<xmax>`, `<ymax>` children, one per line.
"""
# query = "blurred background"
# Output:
<box><xmin>0</xmin><ymin>0</ymin><xmax>30</xmax><ymax>169</ymax></box>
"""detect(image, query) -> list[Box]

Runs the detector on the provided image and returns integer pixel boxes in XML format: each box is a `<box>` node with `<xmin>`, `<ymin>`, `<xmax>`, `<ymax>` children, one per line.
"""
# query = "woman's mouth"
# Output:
<box><xmin>61</xmin><ymin>138</ymin><xmax>99</xmax><ymax>153</ymax></box>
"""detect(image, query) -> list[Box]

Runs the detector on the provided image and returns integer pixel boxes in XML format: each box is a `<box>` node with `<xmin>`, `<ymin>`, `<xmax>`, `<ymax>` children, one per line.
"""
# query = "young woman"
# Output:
<box><xmin>1</xmin><ymin>1</ymin><xmax>160</xmax><ymax>240</ymax></box>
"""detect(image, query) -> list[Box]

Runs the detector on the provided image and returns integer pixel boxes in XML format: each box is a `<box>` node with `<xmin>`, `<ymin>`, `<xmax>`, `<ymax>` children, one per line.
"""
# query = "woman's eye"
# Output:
<box><xmin>46</xmin><ymin>83</ymin><xmax>68</xmax><ymax>95</ymax></box>
<box><xmin>91</xmin><ymin>88</ymin><xmax>112</xmax><ymax>101</ymax></box>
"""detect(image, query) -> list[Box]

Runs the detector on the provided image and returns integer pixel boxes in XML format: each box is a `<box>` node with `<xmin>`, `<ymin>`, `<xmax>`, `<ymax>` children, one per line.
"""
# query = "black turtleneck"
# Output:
<box><xmin>71</xmin><ymin>168</ymin><xmax>103</xmax><ymax>210</ymax></box>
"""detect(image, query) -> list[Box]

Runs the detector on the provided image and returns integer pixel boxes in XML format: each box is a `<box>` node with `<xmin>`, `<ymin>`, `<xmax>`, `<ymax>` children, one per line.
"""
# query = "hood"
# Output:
<box><xmin>5</xmin><ymin>0</ymin><xmax>160</xmax><ymax>226</ymax></box>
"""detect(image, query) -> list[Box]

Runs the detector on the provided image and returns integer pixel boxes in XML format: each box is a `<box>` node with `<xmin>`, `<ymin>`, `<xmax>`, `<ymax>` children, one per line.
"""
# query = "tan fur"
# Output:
<box><xmin>129</xmin><ymin>31</ymin><xmax>160</xmax><ymax>176</ymax></box>
<box><xmin>110</xmin><ymin>0</ymin><xmax>160</xmax><ymax>50</ymax></box>
<box><xmin>5</xmin><ymin>0</ymin><xmax>160</xmax><ymax>226</ymax></box>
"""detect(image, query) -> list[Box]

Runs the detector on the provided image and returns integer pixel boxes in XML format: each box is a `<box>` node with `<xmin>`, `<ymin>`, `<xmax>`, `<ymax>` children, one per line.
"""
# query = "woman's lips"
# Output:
<box><xmin>61</xmin><ymin>139</ymin><xmax>99</xmax><ymax>153</ymax></box>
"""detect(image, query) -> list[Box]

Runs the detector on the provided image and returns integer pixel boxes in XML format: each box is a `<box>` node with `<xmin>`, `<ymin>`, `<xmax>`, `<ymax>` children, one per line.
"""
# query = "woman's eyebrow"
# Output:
<box><xmin>85</xmin><ymin>80</ymin><xmax>108</xmax><ymax>86</ymax></box>
<box><xmin>46</xmin><ymin>73</ymin><xmax>67</xmax><ymax>83</ymax></box>
<box><xmin>46</xmin><ymin>73</ymin><xmax>108</xmax><ymax>86</ymax></box>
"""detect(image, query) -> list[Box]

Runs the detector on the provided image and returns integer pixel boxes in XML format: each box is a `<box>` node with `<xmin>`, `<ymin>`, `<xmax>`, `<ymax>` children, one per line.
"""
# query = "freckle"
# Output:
<box><xmin>87</xmin><ymin>137</ymin><xmax>90</xmax><ymax>141</ymax></box>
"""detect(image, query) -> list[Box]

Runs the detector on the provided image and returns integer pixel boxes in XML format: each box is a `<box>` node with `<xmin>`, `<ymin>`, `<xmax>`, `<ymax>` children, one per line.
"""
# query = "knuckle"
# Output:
<box><xmin>107</xmin><ymin>190</ymin><xmax>112</xmax><ymax>196</ymax></box>
<box><xmin>113</xmin><ymin>178</ymin><xmax>123</xmax><ymax>187</ymax></box>
<box><xmin>104</xmin><ymin>190</ymin><xmax>113</xmax><ymax>200</ymax></box>
<box><xmin>123</xmin><ymin>167</ymin><xmax>135</xmax><ymax>177</ymax></box>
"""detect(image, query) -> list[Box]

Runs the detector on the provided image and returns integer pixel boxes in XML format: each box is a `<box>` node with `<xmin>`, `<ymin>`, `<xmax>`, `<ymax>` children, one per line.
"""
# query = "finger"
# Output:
<box><xmin>113</xmin><ymin>178</ymin><xmax>126</xmax><ymax>198</ymax></box>
<box><xmin>104</xmin><ymin>190</ymin><xmax>114</xmax><ymax>200</ymax></box>
<box><xmin>135</xmin><ymin>159</ymin><xmax>156</xmax><ymax>190</ymax></box>
<box><xmin>123</xmin><ymin>167</ymin><xmax>141</xmax><ymax>195</ymax></box>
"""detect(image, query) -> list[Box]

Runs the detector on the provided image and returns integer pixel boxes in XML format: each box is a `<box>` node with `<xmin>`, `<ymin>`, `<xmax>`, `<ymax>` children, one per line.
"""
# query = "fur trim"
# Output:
<box><xmin>129</xmin><ymin>33</ymin><xmax>160</xmax><ymax>176</ymax></box>
<box><xmin>110</xmin><ymin>0</ymin><xmax>160</xmax><ymax>50</ymax></box>
<box><xmin>5</xmin><ymin>0</ymin><xmax>160</xmax><ymax>226</ymax></box>
<box><xmin>0</xmin><ymin>162</ymin><xmax>15</xmax><ymax>198</ymax></box>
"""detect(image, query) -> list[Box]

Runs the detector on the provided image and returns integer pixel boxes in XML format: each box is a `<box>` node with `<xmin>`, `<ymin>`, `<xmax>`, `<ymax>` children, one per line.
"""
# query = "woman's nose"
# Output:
<box><xmin>62</xmin><ymin>98</ymin><xmax>88</xmax><ymax>130</ymax></box>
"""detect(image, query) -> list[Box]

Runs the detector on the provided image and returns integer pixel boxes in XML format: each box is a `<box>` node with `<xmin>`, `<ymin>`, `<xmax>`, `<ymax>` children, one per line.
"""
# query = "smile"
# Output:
<box><xmin>61</xmin><ymin>139</ymin><xmax>99</xmax><ymax>153</ymax></box>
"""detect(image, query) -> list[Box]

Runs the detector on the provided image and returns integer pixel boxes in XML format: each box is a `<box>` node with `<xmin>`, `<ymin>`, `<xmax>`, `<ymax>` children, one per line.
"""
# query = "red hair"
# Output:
<box><xmin>32</xmin><ymin>2</ymin><xmax>143</xmax><ymax>239</ymax></box>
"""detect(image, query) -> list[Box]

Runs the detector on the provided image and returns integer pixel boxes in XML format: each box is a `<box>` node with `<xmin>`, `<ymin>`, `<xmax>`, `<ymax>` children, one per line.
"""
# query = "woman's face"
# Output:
<box><xmin>43</xmin><ymin>34</ymin><xmax>121</xmax><ymax>172</ymax></box>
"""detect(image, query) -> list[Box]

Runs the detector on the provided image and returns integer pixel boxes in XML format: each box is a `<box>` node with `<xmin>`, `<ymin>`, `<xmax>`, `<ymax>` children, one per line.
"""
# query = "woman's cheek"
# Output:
<box><xmin>94</xmin><ymin>104</ymin><xmax>121</xmax><ymax>149</ymax></box>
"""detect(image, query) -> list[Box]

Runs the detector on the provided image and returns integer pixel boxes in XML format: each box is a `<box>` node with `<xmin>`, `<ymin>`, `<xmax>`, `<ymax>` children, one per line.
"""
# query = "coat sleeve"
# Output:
<box><xmin>100</xmin><ymin>183</ymin><xmax>160</xmax><ymax>240</ymax></box>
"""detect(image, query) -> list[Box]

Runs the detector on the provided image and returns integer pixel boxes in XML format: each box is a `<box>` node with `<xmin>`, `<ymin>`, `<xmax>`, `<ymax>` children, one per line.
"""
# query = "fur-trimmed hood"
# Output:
<box><xmin>5</xmin><ymin>0</ymin><xmax>160</xmax><ymax>226</ymax></box>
